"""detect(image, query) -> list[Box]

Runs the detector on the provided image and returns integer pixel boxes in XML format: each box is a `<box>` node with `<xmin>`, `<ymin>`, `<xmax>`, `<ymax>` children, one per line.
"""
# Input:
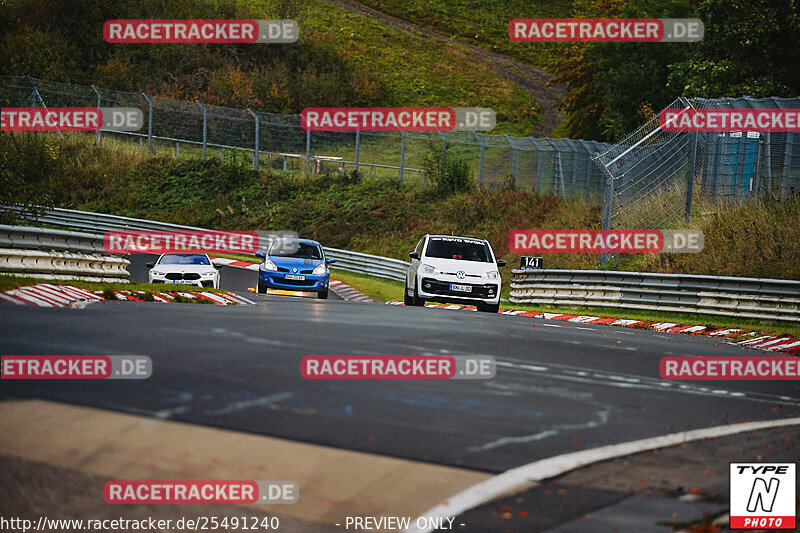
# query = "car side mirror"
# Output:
<box><xmin>409</xmin><ymin>251</ymin><xmax>419</xmax><ymax>260</ymax></box>
<box><xmin>255</xmin><ymin>252</ymin><xmax>266</xmax><ymax>259</ymax></box>
<box><xmin>146</xmin><ymin>262</ymin><xmax>155</xmax><ymax>268</ymax></box>
<box><xmin>213</xmin><ymin>264</ymin><xmax>223</xmax><ymax>269</ymax></box>
<box><xmin>497</xmin><ymin>259</ymin><xmax>507</xmax><ymax>267</ymax></box>
<box><xmin>326</xmin><ymin>258</ymin><xmax>336</xmax><ymax>264</ymax></box>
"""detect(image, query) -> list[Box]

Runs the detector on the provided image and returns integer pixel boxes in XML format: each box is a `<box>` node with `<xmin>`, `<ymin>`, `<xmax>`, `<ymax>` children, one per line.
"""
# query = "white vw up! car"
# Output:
<box><xmin>405</xmin><ymin>234</ymin><xmax>506</xmax><ymax>313</ymax></box>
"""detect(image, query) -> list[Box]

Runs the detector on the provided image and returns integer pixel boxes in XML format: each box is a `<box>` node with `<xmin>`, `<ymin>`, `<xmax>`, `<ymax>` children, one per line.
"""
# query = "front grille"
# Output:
<box><xmin>277</xmin><ymin>267</ymin><xmax>314</xmax><ymax>274</ymax></box>
<box><xmin>165</xmin><ymin>273</ymin><xmax>201</xmax><ymax>280</ymax></box>
<box><xmin>278</xmin><ymin>278</ymin><xmax>316</xmax><ymax>286</ymax></box>
<box><xmin>421</xmin><ymin>278</ymin><xmax>498</xmax><ymax>298</ymax></box>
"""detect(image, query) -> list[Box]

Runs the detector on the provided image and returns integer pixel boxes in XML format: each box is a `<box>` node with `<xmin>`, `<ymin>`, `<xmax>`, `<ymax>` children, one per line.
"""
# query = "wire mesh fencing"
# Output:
<box><xmin>0</xmin><ymin>75</ymin><xmax>612</xmax><ymax>196</ymax></box>
<box><xmin>593</xmin><ymin>95</ymin><xmax>800</xmax><ymax>265</ymax></box>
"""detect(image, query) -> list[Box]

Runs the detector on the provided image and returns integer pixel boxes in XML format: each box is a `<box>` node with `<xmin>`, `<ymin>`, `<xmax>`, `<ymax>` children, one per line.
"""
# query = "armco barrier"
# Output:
<box><xmin>0</xmin><ymin>248</ymin><xmax>130</xmax><ymax>283</ymax></box>
<box><xmin>510</xmin><ymin>269</ymin><xmax>800</xmax><ymax>322</ymax></box>
<box><xmin>0</xmin><ymin>224</ymin><xmax>106</xmax><ymax>253</ymax></box>
<box><xmin>323</xmin><ymin>247</ymin><xmax>408</xmax><ymax>282</ymax></box>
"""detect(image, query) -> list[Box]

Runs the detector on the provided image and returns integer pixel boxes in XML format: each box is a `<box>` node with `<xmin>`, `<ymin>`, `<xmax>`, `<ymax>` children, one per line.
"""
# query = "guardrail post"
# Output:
<box><xmin>141</xmin><ymin>93</ymin><xmax>153</xmax><ymax>155</ymax></box>
<box><xmin>247</xmin><ymin>109</ymin><xmax>259</xmax><ymax>170</ymax></box>
<box><xmin>91</xmin><ymin>85</ymin><xmax>102</xmax><ymax>145</ymax></box>
<box><xmin>305</xmin><ymin>130</ymin><xmax>311</xmax><ymax>174</ymax></box>
<box><xmin>399</xmin><ymin>131</ymin><xmax>406</xmax><ymax>182</ymax></box>
<box><xmin>686</xmin><ymin>131</ymin><xmax>698</xmax><ymax>222</ymax></box>
<box><xmin>354</xmin><ymin>130</ymin><xmax>360</xmax><ymax>174</ymax></box>
<box><xmin>197</xmin><ymin>101</ymin><xmax>207</xmax><ymax>161</ymax></box>
<box><xmin>475</xmin><ymin>132</ymin><xmax>485</xmax><ymax>186</ymax></box>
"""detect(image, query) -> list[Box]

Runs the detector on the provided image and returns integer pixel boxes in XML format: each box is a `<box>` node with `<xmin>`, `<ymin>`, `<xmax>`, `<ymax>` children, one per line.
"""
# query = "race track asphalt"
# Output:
<box><xmin>1</xmin><ymin>290</ymin><xmax>796</xmax><ymax>473</ymax></box>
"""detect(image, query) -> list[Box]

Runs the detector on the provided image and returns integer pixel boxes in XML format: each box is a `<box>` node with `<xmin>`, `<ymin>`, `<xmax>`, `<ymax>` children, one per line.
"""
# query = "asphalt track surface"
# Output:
<box><xmin>1</xmin><ymin>285</ymin><xmax>798</xmax><ymax>473</ymax></box>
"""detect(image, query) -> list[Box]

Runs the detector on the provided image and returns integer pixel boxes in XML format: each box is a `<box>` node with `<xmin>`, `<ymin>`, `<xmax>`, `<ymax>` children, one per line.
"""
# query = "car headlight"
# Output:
<box><xmin>202</xmin><ymin>271</ymin><xmax>215</xmax><ymax>277</ymax></box>
<box><xmin>151</xmin><ymin>271</ymin><xmax>164</xmax><ymax>276</ymax></box>
<box><xmin>262</xmin><ymin>259</ymin><xmax>278</xmax><ymax>271</ymax></box>
<box><xmin>485</xmin><ymin>271</ymin><xmax>499</xmax><ymax>279</ymax></box>
<box><xmin>312</xmin><ymin>264</ymin><xmax>327</xmax><ymax>275</ymax></box>
<box><xmin>421</xmin><ymin>264</ymin><xmax>436</xmax><ymax>274</ymax></box>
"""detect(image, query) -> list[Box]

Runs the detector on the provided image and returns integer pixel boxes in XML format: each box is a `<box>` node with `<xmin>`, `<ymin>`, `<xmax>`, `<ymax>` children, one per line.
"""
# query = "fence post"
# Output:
<box><xmin>91</xmin><ymin>85</ymin><xmax>102</xmax><ymax>145</ymax></box>
<box><xmin>438</xmin><ymin>131</ymin><xmax>447</xmax><ymax>185</ymax></box>
<box><xmin>686</xmin><ymin>131</ymin><xmax>698</xmax><ymax>223</ymax></box>
<box><xmin>531</xmin><ymin>138</ymin><xmax>543</xmax><ymax>194</ymax></box>
<box><xmin>354</xmin><ymin>130</ymin><xmax>360</xmax><ymax>174</ymax></box>
<box><xmin>141</xmin><ymin>92</ymin><xmax>153</xmax><ymax>155</ymax></box>
<box><xmin>596</xmin><ymin>154</ymin><xmax>616</xmax><ymax>268</ymax></box>
<box><xmin>197</xmin><ymin>101</ymin><xmax>207</xmax><ymax>161</ymax></box>
<box><xmin>305</xmin><ymin>129</ymin><xmax>311</xmax><ymax>174</ymax></box>
<box><xmin>175</xmin><ymin>142</ymin><xmax>180</xmax><ymax>158</ymax></box>
<box><xmin>475</xmin><ymin>132</ymin><xmax>485</xmax><ymax>186</ymax></box>
<box><xmin>504</xmin><ymin>134</ymin><xmax>517</xmax><ymax>188</ymax></box>
<box><xmin>567</xmin><ymin>140</ymin><xmax>578</xmax><ymax>197</ymax></box>
<box><xmin>247</xmin><ymin>108</ymin><xmax>259</xmax><ymax>170</ymax></box>
<box><xmin>399</xmin><ymin>131</ymin><xmax>406</xmax><ymax>183</ymax></box>
<box><xmin>546</xmin><ymin>137</ymin><xmax>565</xmax><ymax>196</ymax></box>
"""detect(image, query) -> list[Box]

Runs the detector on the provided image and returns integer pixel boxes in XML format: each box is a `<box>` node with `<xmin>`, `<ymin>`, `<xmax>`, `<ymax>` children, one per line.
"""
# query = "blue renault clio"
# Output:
<box><xmin>256</xmin><ymin>238</ymin><xmax>335</xmax><ymax>299</ymax></box>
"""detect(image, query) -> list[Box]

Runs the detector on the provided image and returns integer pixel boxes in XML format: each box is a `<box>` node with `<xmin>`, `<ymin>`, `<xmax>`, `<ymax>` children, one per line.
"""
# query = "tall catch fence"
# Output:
<box><xmin>1</xmin><ymin>75</ymin><xmax>612</xmax><ymax>196</ymax></box>
<box><xmin>593</xmin><ymin>96</ymin><xmax>800</xmax><ymax>265</ymax></box>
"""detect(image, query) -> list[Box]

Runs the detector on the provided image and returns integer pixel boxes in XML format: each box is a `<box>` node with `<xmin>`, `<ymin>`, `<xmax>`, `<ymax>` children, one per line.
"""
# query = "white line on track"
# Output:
<box><xmin>403</xmin><ymin>416</ymin><xmax>800</xmax><ymax>533</ymax></box>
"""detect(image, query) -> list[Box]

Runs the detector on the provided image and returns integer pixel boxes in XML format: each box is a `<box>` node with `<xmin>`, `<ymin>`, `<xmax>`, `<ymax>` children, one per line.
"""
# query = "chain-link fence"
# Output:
<box><xmin>1</xmin><ymin>75</ymin><xmax>612</xmax><ymax>196</ymax></box>
<box><xmin>593</xmin><ymin>95</ymin><xmax>800</xmax><ymax>265</ymax></box>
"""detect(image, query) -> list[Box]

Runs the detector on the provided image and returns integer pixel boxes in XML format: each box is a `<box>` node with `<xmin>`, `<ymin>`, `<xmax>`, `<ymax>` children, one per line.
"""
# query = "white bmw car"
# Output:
<box><xmin>147</xmin><ymin>253</ymin><xmax>221</xmax><ymax>289</ymax></box>
<box><xmin>405</xmin><ymin>234</ymin><xmax>506</xmax><ymax>313</ymax></box>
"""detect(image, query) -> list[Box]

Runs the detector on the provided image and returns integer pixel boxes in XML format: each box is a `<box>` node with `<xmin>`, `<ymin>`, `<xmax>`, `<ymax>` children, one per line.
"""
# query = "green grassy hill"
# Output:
<box><xmin>0</xmin><ymin>0</ymin><xmax>538</xmax><ymax>135</ymax></box>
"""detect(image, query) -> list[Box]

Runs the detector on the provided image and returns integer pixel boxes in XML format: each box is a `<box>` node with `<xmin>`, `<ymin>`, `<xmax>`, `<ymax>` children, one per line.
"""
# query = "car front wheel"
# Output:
<box><xmin>257</xmin><ymin>280</ymin><xmax>268</xmax><ymax>294</ymax></box>
<box><xmin>317</xmin><ymin>289</ymin><xmax>328</xmax><ymax>299</ymax></box>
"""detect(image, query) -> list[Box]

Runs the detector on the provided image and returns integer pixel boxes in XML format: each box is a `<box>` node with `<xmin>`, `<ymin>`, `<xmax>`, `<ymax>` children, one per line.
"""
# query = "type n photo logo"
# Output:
<box><xmin>730</xmin><ymin>463</ymin><xmax>796</xmax><ymax>529</ymax></box>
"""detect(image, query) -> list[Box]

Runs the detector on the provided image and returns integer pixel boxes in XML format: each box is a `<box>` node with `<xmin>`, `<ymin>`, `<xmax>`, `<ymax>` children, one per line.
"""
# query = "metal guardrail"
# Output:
<box><xmin>0</xmin><ymin>248</ymin><xmax>130</xmax><ymax>282</ymax></box>
<box><xmin>510</xmin><ymin>269</ymin><xmax>800</xmax><ymax>322</ymax></box>
<box><xmin>324</xmin><ymin>247</ymin><xmax>408</xmax><ymax>282</ymax></box>
<box><xmin>0</xmin><ymin>224</ymin><xmax>105</xmax><ymax>253</ymax></box>
<box><xmin>3</xmin><ymin>207</ymin><xmax>410</xmax><ymax>281</ymax></box>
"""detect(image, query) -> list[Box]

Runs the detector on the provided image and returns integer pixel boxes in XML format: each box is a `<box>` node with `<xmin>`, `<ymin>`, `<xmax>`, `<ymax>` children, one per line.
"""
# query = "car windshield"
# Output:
<box><xmin>425</xmin><ymin>237</ymin><xmax>492</xmax><ymax>262</ymax></box>
<box><xmin>270</xmin><ymin>241</ymin><xmax>323</xmax><ymax>260</ymax></box>
<box><xmin>158</xmin><ymin>254</ymin><xmax>210</xmax><ymax>265</ymax></box>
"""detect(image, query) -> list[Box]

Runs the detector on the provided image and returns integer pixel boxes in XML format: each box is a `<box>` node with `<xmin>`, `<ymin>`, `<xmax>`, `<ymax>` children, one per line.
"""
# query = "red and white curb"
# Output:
<box><xmin>210</xmin><ymin>257</ymin><xmax>260</xmax><ymax>271</ymax></box>
<box><xmin>0</xmin><ymin>284</ymin><xmax>103</xmax><ymax>308</ymax></box>
<box><xmin>0</xmin><ymin>284</ymin><xmax>255</xmax><ymax>307</ymax></box>
<box><xmin>387</xmin><ymin>301</ymin><xmax>800</xmax><ymax>355</ymax></box>
<box><xmin>329</xmin><ymin>280</ymin><xmax>374</xmax><ymax>302</ymax></box>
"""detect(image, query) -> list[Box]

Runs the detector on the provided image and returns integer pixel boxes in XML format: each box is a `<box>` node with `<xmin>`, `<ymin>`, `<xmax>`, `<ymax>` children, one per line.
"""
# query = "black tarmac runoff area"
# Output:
<box><xmin>1</xmin><ymin>288</ymin><xmax>797</xmax><ymax>473</ymax></box>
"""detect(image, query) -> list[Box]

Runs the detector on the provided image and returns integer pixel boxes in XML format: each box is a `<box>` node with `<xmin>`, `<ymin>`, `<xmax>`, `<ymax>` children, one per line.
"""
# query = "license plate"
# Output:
<box><xmin>172</xmin><ymin>279</ymin><xmax>196</xmax><ymax>284</ymax></box>
<box><xmin>450</xmin><ymin>284</ymin><xmax>472</xmax><ymax>293</ymax></box>
<box><xmin>285</xmin><ymin>274</ymin><xmax>305</xmax><ymax>280</ymax></box>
